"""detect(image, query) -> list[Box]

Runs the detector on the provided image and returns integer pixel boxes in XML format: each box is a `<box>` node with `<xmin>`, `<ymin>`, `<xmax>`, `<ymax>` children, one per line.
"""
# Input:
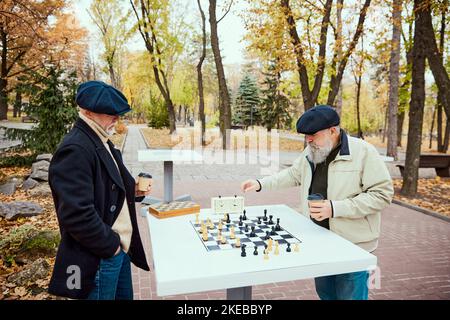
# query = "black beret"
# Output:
<box><xmin>76</xmin><ymin>81</ymin><xmax>131</xmax><ymax>116</ymax></box>
<box><xmin>296</xmin><ymin>105</ymin><xmax>340</xmax><ymax>135</ymax></box>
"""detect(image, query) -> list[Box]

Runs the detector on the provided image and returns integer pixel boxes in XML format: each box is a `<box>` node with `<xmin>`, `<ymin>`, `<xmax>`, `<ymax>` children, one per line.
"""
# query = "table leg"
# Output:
<box><xmin>226</xmin><ymin>286</ymin><xmax>252</xmax><ymax>300</ymax></box>
<box><xmin>164</xmin><ymin>161</ymin><xmax>173</xmax><ymax>203</ymax></box>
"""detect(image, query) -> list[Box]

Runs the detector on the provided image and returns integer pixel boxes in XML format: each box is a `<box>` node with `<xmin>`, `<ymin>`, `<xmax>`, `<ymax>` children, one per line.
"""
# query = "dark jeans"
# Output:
<box><xmin>87</xmin><ymin>250</ymin><xmax>133</xmax><ymax>300</ymax></box>
<box><xmin>315</xmin><ymin>270</ymin><xmax>369</xmax><ymax>300</ymax></box>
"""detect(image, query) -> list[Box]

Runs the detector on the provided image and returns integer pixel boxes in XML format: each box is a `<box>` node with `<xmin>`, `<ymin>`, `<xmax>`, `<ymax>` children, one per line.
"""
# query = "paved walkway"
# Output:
<box><xmin>124</xmin><ymin>125</ymin><xmax>450</xmax><ymax>300</ymax></box>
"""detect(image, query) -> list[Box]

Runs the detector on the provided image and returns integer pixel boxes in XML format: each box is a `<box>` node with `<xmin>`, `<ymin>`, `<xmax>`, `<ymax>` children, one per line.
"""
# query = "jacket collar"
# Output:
<box><xmin>74</xmin><ymin>118</ymin><xmax>125</xmax><ymax>191</ymax></box>
<box><xmin>334</xmin><ymin>129</ymin><xmax>352</xmax><ymax>161</ymax></box>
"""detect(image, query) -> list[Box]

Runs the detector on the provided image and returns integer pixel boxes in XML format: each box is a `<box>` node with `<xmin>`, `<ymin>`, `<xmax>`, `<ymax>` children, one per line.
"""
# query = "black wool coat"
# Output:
<box><xmin>47</xmin><ymin>118</ymin><xmax>149</xmax><ymax>299</ymax></box>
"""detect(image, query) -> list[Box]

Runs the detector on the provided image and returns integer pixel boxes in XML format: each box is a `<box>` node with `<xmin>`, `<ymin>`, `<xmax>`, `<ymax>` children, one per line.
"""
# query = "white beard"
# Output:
<box><xmin>307</xmin><ymin>140</ymin><xmax>334</xmax><ymax>165</ymax></box>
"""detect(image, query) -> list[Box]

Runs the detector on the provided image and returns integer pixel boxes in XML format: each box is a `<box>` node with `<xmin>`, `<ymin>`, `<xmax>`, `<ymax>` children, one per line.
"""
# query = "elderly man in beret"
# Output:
<box><xmin>48</xmin><ymin>81</ymin><xmax>151</xmax><ymax>300</ymax></box>
<box><xmin>241</xmin><ymin>105</ymin><xmax>393</xmax><ymax>300</ymax></box>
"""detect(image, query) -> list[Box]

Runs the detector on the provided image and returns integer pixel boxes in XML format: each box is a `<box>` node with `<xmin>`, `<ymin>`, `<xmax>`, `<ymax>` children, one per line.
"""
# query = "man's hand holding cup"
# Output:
<box><xmin>136</xmin><ymin>172</ymin><xmax>152</xmax><ymax>197</ymax></box>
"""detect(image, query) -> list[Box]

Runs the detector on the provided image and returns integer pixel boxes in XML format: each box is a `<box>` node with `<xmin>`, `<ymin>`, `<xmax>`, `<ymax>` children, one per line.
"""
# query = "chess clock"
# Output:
<box><xmin>211</xmin><ymin>195</ymin><xmax>244</xmax><ymax>215</ymax></box>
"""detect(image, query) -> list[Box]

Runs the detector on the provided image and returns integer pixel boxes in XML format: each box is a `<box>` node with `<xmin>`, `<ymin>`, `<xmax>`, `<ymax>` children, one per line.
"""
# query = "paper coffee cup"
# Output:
<box><xmin>138</xmin><ymin>173</ymin><xmax>152</xmax><ymax>192</ymax></box>
<box><xmin>307</xmin><ymin>193</ymin><xmax>325</xmax><ymax>207</ymax></box>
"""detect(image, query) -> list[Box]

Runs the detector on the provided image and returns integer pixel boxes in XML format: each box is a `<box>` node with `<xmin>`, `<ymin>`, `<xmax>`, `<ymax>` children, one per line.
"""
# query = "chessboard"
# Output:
<box><xmin>190</xmin><ymin>214</ymin><xmax>302</xmax><ymax>252</ymax></box>
<box><xmin>149</xmin><ymin>201</ymin><xmax>200</xmax><ymax>219</ymax></box>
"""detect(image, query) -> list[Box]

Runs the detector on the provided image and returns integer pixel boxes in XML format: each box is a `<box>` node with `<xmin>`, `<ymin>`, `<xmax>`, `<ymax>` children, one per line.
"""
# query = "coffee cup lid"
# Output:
<box><xmin>307</xmin><ymin>193</ymin><xmax>324</xmax><ymax>201</ymax></box>
<box><xmin>138</xmin><ymin>172</ymin><xmax>152</xmax><ymax>178</ymax></box>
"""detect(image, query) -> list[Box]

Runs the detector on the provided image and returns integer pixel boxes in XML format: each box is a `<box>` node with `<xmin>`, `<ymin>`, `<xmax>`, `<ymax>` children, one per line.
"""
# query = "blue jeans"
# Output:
<box><xmin>315</xmin><ymin>271</ymin><xmax>369</xmax><ymax>300</ymax></box>
<box><xmin>87</xmin><ymin>250</ymin><xmax>133</xmax><ymax>300</ymax></box>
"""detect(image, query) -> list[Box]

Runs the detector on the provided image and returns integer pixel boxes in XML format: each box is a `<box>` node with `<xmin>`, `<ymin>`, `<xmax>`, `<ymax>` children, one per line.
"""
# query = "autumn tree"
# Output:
<box><xmin>88</xmin><ymin>0</ymin><xmax>131</xmax><ymax>90</ymax></box>
<box><xmin>244</xmin><ymin>0</ymin><xmax>372</xmax><ymax>112</ymax></box>
<box><xmin>209</xmin><ymin>0</ymin><xmax>233</xmax><ymax>149</ymax></box>
<box><xmin>130</xmin><ymin>0</ymin><xmax>181</xmax><ymax>133</ymax></box>
<box><xmin>196</xmin><ymin>0</ymin><xmax>207</xmax><ymax>145</ymax></box>
<box><xmin>0</xmin><ymin>1</ymin><xmax>87</xmax><ymax>120</ymax></box>
<box><xmin>386</xmin><ymin>0</ymin><xmax>403</xmax><ymax>159</ymax></box>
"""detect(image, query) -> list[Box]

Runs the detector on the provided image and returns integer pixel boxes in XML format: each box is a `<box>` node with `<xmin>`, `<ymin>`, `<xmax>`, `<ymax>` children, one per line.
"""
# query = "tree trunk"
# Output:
<box><xmin>108</xmin><ymin>63</ymin><xmax>118</xmax><ymax>89</ymax></box>
<box><xmin>281</xmin><ymin>0</ymin><xmax>333</xmax><ymax>110</ymax></box>
<box><xmin>13</xmin><ymin>90</ymin><xmax>22</xmax><ymax>118</ymax></box>
<box><xmin>382</xmin><ymin>105</ymin><xmax>388</xmax><ymax>143</ymax></box>
<box><xmin>386</xmin><ymin>0</ymin><xmax>402</xmax><ymax>160</ymax></box>
<box><xmin>209</xmin><ymin>0</ymin><xmax>231</xmax><ymax>149</ymax></box>
<box><xmin>356</xmin><ymin>74</ymin><xmax>363</xmax><ymax>139</ymax></box>
<box><xmin>421</xmin><ymin>0</ymin><xmax>450</xmax><ymax>121</ymax></box>
<box><xmin>327</xmin><ymin>0</ymin><xmax>372</xmax><ymax>106</ymax></box>
<box><xmin>401</xmin><ymin>0</ymin><xmax>426</xmax><ymax>196</ymax></box>
<box><xmin>437</xmin><ymin>95</ymin><xmax>444</xmax><ymax>151</ymax></box>
<box><xmin>0</xmin><ymin>24</ymin><xmax>8</xmax><ymax>120</ymax></box>
<box><xmin>197</xmin><ymin>0</ymin><xmax>207</xmax><ymax>146</ymax></box>
<box><xmin>429</xmin><ymin>106</ymin><xmax>436</xmax><ymax>149</ymax></box>
<box><xmin>335</xmin><ymin>0</ymin><xmax>343</xmax><ymax>117</ymax></box>
<box><xmin>397</xmin><ymin>110</ymin><xmax>405</xmax><ymax>147</ymax></box>
<box><xmin>0</xmin><ymin>78</ymin><xmax>8</xmax><ymax>120</ymax></box>
<box><xmin>443</xmin><ymin>119</ymin><xmax>450</xmax><ymax>152</ymax></box>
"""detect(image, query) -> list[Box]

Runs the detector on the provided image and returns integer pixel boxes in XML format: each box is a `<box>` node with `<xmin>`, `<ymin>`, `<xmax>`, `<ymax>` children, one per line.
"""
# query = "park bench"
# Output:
<box><xmin>396</xmin><ymin>154</ymin><xmax>450</xmax><ymax>177</ymax></box>
<box><xmin>21</xmin><ymin>115</ymin><xmax>38</xmax><ymax>123</ymax></box>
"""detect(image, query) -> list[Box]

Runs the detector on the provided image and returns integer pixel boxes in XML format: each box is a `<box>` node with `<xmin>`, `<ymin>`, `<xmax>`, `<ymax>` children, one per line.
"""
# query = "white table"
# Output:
<box><xmin>138</xmin><ymin>149</ymin><xmax>203</xmax><ymax>206</ymax></box>
<box><xmin>144</xmin><ymin>204</ymin><xmax>377</xmax><ymax>299</ymax></box>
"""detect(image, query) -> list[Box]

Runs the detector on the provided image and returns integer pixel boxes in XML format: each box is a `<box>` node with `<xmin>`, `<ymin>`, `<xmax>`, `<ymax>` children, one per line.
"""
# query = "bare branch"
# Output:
<box><xmin>217</xmin><ymin>0</ymin><xmax>233</xmax><ymax>24</ymax></box>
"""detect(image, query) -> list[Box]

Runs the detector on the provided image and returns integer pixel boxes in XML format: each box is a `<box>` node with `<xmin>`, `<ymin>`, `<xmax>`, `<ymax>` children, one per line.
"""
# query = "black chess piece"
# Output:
<box><xmin>244</xmin><ymin>224</ymin><xmax>249</xmax><ymax>232</ymax></box>
<box><xmin>250</xmin><ymin>226</ymin><xmax>256</xmax><ymax>237</ymax></box>
<box><xmin>265</xmin><ymin>231</ymin><xmax>270</xmax><ymax>240</ymax></box>
<box><xmin>270</xmin><ymin>226</ymin><xmax>276</xmax><ymax>235</ymax></box>
<box><xmin>275</xmin><ymin>218</ymin><xmax>281</xmax><ymax>231</ymax></box>
<box><xmin>239</xmin><ymin>215</ymin><xmax>243</xmax><ymax>226</ymax></box>
<box><xmin>253</xmin><ymin>246</ymin><xmax>258</xmax><ymax>255</ymax></box>
<box><xmin>268</xmin><ymin>215</ymin><xmax>274</xmax><ymax>225</ymax></box>
<box><xmin>226</xmin><ymin>213</ymin><xmax>231</xmax><ymax>224</ymax></box>
<box><xmin>257</xmin><ymin>217</ymin><xmax>261</xmax><ymax>224</ymax></box>
<box><xmin>286</xmin><ymin>243</ymin><xmax>292</xmax><ymax>252</ymax></box>
<box><xmin>243</xmin><ymin>210</ymin><xmax>247</xmax><ymax>220</ymax></box>
<box><xmin>241</xmin><ymin>244</ymin><xmax>247</xmax><ymax>257</ymax></box>
<box><xmin>263</xmin><ymin>209</ymin><xmax>268</xmax><ymax>221</ymax></box>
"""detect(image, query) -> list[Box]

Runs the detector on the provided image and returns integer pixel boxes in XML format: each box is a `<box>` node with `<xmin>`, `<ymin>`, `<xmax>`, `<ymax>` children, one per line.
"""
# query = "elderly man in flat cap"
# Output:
<box><xmin>241</xmin><ymin>105</ymin><xmax>393</xmax><ymax>300</ymax></box>
<box><xmin>48</xmin><ymin>81</ymin><xmax>151</xmax><ymax>300</ymax></box>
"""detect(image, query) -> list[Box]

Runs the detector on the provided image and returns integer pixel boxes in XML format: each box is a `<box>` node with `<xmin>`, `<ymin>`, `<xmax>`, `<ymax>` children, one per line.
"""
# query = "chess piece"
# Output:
<box><xmin>235</xmin><ymin>237</ymin><xmax>241</xmax><ymax>248</ymax></box>
<box><xmin>218</xmin><ymin>221</ymin><xmax>223</xmax><ymax>230</ymax></box>
<box><xmin>263</xmin><ymin>209</ymin><xmax>268</xmax><ymax>221</ymax></box>
<box><xmin>243</xmin><ymin>210</ymin><xmax>247</xmax><ymax>220</ymax></box>
<box><xmin>249</xmin><ymin>226</ymin><xmax>256</xmax><ymax>237</ymax></box>
<box><xmin>253</xmin><ymin>246</ymin><xmax>258</xmax><ymax>255</ymax></box>
<box><xmin>274</xmin><ymin>241</ymin><xmax>279</xmax><ymax>255</ymax></box>
<box><xmin>202</xmin><ymin>229</ymin><xmax>208</xmax><ymax>241</ymax></box>
<box><xmin>275</xmin><ymin>218</ymin><xmax>281</xmax><ymax>231</ymax></box>
<box><xmin>238</xmin><ymin>215</ymin><xmax>243</xmax><ymax>226</ymax></box>
<box><xmin>226</xmin><ymin>213</ymin><xmax>231</xmax><ymax>224</ymax></box>
<box><xmin>257</xmin><ymin>217</ymin><xmax>261</xmax><ymax>224</ymax></box>
<box><xmin>241</xmin><ymin>244</ymin><xmax>247</xmax><ymax>257</ymax></box>
<box><xmin>265</xmin><ymin>231</ymin><xmax>270</xmax><ymax>240</ymax></box>
<box><xmin>217</xmin><ymin>233</ymin><xmax>222</xmax><ymax>243</ymax></box>
<box><xmin>229</xmin><ymin>226</ymin><xmax>236</xmax><ymax>239</ymax></box>
<box><xmin>244</xmin><ymin>224</ymin><xmax>249</xmax><ymax>232</ymax></box>
<box><xmin>267</xmin><ymin>238</ymin><xmax>273</xmax><ymax>252</ymax></box>
<box><xmin>294</xmin><ymin>243</ymin><xmax>300</xmax><ymax>252</ymax></box>
<box><xmin>221</xmin><ymin>234</ymin><xmax>227</xmax><ymax>244</ymax></box>
<box><xmin>270</xmin><ymin>226</ymin><xmax>276</xmax><ymax>235</ymax></box>
<box><xmin>268</xmin><ymin>215</ymin><xmax>274</xmax><ymax>225</ymax></box>
<box><xmin>286</xmin><ymin>243</ymin><xmax>292</xmax><ymax>252</ymax></box>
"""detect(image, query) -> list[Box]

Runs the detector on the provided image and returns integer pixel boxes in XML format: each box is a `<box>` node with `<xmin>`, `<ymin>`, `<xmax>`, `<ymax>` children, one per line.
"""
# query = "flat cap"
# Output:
<box><xmin>296</xmin><ymin>105</ymin><xmax>340</xmax><ymax>135</ymax></box>
<box><xmin>76</xmin><ymin>80</ymin><xmax>131</xmax><ymax>116</ymax></box>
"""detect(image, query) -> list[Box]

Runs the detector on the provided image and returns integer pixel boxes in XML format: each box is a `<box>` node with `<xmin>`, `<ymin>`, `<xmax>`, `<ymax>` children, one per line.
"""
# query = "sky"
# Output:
<box><xmin>69</xmin><ymin>0</ymin><xmax>249</xmax><ymax>66</ymax></box>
